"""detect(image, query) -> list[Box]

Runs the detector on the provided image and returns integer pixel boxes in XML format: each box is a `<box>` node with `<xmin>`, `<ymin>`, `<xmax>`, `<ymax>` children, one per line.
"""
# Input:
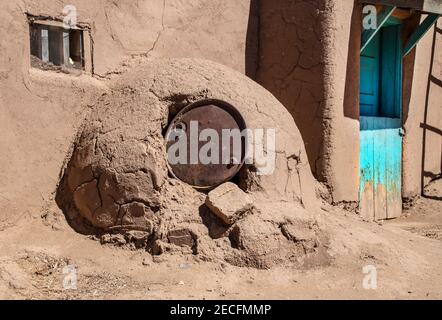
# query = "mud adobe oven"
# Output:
<box><xmin>0</xmin><ymin>1</ymin><xmax>441</xmax><ymax>246</ymax></box>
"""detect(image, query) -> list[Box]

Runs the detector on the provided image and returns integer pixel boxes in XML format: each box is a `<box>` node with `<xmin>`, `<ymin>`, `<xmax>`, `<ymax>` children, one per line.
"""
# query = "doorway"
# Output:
<box><xmin>359</xmin><ymin>18</ymin><xmax>403</xmax><ymax>220</ymax></box>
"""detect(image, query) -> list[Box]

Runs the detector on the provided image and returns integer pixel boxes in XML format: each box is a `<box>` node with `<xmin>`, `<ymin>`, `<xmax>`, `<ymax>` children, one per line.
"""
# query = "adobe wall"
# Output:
<box><xmin>0</xmin><ymin>0</ymin><xmax>255</xmax><ymax>229</ymax></box>
<box><xmin>16</xmin><ymin>0</ymin><xmax>255</xmax><ymax>77</ymax></box>
<box><xmin>257</xmin><ymin>0</ymin><xmax>361</xmax><ymax>203</ymax></box>
<box><xmin>256</xmin><ymin>0</ymin><xmax>328</xmax><ymax>179</ymax></box>
<box><xmin>1</xmin><ymin>0</ymin><xmax>440</xmax><ymax>231</ymax></box>
<box><xmin>320</xmin><ymin>0</ymin><xmax>361</xmax><ymax>204</ymax></box>
<box><xmin>402</xmin><ymin>18</ymin><xmax>442</xmax><ymax>199</ymax></box>
<box><xmin>257</xmin><ymin>0</ymin><xmax>442</xmax><ymax>203</ymax></box>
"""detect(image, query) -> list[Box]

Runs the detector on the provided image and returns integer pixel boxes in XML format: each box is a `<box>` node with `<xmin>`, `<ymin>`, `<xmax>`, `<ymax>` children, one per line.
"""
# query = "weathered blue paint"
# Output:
<box><xmin>360</xmin><ymin>117</ymin><xmax>402</xmax><ymax>220</ymax></box>
<box><xmin>359</xmin><ymin>117</ymin><xmax>375</xmax><ymax>218</ymax></box>
<box><xmin>359</xmin><ymin>19</ymin><xmax>403</xmax><ymax>220</ymax></box>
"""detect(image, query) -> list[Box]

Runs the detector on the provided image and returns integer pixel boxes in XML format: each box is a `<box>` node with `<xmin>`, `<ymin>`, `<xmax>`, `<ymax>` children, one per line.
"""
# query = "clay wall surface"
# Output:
<box><xmin>257</xmin><ymin>0</ymin><xmax>361</xmax><ymax>203</ymax></box>
<box><xmin>402</xmin><ymin>17</ymin><xmax>442</xmax><ymax>199</ymax></box>
<box><xmin>257</xmin><ymin>0</ymin><xmax>442</xmax><ymax>203</ymax></box>
<box><xmin>1</xmin><ymin>0</ymin><xmax>441</xmax><ymax>230</ymax></box>
<box><xmin>0</xmin><ymin>0</ymin><xmax>255</xmax><ymax>229</ymax></box>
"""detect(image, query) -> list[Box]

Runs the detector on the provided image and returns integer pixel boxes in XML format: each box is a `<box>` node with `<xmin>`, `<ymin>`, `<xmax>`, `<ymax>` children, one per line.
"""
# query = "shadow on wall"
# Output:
<box><xmin>420</xmin><ymin>24</ymin><xmax>442</xmax><ymax>199</ymax></box>
<box><xmin>402</xmin><ymin>13</ymin><xmax>420</xmax><ymax>125</ymax></box>
<box><xmin>343</xmin><ymin>3</ymin><xmax>362</xmax><ymax>120</ymax></box>
<box><xmin>404</xmin><ymin>17</ymin><xmax>442</xmax><ymax>199</ymax></box>
<box><xmin>246</xmin><ymin>1</ymin><xmax>364</xmax><ymax>185</ymax></box>
<box><xmin>246</xmin><ymin>0</ymin><xmax>328</xmax><ymax>180</ymax></box>
<box><xmin>245</xmin><ymin>0</ymin><xmax>259</xmax><ymax>79</ymax></box>
<box><xmin>246</xmin><ymin>2</ymin><xmax>441</xmax><ymax>199</ymax></box>
<box><xmin>399</xmin><ymin>15</ymin><xmax>441</xmax><ymax>199</ymax></box>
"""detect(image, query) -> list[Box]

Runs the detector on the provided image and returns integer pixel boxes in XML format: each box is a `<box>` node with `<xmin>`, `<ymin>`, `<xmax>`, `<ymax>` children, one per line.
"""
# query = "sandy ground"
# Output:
<box><xmin>0</xmin><ymin>180</ymin><xmax>441</xmax><ymax>300</ymax></box>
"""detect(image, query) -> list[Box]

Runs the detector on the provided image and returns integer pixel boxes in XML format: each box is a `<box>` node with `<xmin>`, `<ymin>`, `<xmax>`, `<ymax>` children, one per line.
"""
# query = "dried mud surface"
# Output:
<box><xmin>1</xmin><ymin>179</ymin><xmax>442</xmax><ymax>299</ymax></box>
<box><xmin>56</xmin><ymin>58</ymin><xmax>326</xmax><ymax>269</ymax></box>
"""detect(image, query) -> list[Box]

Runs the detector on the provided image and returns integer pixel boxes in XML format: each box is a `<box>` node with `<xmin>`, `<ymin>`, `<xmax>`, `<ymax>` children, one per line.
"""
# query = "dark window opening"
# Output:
<box><xmin>29</xmin><ymin>23</ymin><xmax>84</xmax><ymax>71</ymax></box>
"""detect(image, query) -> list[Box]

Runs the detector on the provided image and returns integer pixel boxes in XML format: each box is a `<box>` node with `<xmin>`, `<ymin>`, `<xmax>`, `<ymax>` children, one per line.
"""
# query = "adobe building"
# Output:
<box><xmin>0</xmin><ymin>0</ymin><xmax>441</xmax><ymax>229</ymax></box>
<box><xmin>255</xmin><ymin>0</ymin><xmax>442</xmax><ymax>220</ymax></box>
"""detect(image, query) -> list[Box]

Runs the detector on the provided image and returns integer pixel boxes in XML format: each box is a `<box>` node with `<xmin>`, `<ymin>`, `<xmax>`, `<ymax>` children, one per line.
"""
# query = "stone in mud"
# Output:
<box><xmin>119</xmin><ymin>202</ymin><xmax>155</xmax><ymax>232</ymax></box>
<box><xmin>205</xmin><ymin>182</ymin><xmax>253</xmax><ymax>225</ymax></box>
<box><xmin>100</xmin><ymin>233</ymin><xmax>126</xmax><ymax>246</ymax></box>
<box><xmin>168</xmin><ymin>229</ymin><xmax>195</xmax><ymax>248</ymax></box>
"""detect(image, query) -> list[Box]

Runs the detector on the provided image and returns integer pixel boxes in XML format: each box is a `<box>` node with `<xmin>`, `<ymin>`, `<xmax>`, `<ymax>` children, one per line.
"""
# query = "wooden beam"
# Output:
<box><xmin>392</xmin><ymin>8</ymin><xmax>413</xmax><ymax>20</ymax></box>
<box><xmin>361</xmin><ymin>6</ymin><xmax>396</xmax><ymax>53</ymax></box>
<box><xmin>403</xmin><ymin>14</ymin><xmax>439</xmax><ymax>56</ymax></box>
<box><xmin>359</xmin><ymin>1</ymin><xmax>442</xmax><ymax>15</ymax></box>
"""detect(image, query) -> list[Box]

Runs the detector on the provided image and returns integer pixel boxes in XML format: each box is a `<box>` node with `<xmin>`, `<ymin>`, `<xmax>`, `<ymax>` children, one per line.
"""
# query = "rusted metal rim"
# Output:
<box><xmin>165</xmin><ymin>99</ymin><xmax>247</xmax><ymax>190</ymax></box>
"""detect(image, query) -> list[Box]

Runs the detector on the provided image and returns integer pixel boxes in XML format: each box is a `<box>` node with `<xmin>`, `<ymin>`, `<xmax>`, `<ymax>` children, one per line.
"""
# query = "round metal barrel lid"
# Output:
<box><xmin>165</xmin><ymin>99</ymin><xmax>247</xmax><ymax>190</ymax></box>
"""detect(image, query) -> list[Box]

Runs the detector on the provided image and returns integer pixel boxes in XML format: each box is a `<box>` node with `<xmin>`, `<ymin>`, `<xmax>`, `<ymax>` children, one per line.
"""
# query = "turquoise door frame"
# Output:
<box><xmin>359</xmin><ymin>19</ymin><xmax>403</xmax><ymax>220</ymax></box>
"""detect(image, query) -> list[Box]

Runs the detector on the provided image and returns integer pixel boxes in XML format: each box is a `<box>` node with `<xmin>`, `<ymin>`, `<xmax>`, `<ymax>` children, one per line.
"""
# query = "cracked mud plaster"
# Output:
<box><xmin>257</xmin><ymin>0</ymin><xmax>329</xmax><ymax>179</ymax></box>
<box><xmin>56</xmin><ymin>58</ymin><xmax>329</xmax><ymax>268</ymax></box>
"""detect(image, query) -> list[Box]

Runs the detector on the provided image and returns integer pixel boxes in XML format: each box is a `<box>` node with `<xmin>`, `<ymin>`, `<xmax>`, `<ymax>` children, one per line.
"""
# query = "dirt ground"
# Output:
<box><xmin>1</xmin><ymin>179</ymin><xmax>441</xmax><ymax>300</ymax></box>
<box><xmin>1</xmin><ymin>1</ymin><xmax>440</xmax><ymax>301</ymax></box>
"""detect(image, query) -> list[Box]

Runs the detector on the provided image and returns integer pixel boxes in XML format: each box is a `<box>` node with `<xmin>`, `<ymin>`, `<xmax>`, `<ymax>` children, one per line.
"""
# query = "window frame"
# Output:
<box><xmin>28</xmin><ymin>18</ymin><xmax>93</xmax><ymax>74</ymax></box>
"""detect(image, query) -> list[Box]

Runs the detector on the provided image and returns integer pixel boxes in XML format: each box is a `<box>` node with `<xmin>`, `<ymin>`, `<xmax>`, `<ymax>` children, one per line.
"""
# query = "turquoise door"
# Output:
<box><xmin>359</xmin><ymin>22</ymin><xmax>403</xmax><ymax>220</ymax></box>
<box><xmin>360</xmin><ymin>33</ymin><xmax>380</xmax><ymax>116</ymax></box>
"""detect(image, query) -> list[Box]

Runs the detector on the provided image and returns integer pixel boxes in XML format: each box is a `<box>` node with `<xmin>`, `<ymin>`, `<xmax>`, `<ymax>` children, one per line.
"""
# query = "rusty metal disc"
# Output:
<box><xmin>165</xmin><ymin>99</ymin><xmax>247</xmax><ymax>190</ymax></box>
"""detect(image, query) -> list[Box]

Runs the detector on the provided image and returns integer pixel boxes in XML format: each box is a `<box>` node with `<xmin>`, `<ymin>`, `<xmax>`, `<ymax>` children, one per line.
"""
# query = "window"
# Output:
<box><xmin>29</xmin><ymin>23</ymin><xmax>85</xmax><ymax>71</ymax></box>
